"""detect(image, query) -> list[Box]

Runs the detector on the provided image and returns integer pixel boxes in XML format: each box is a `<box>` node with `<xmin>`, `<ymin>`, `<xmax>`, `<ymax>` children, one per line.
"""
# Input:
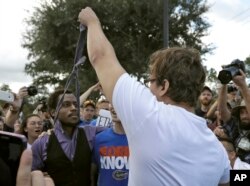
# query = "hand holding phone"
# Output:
<box><xmin>0</xmin><ymin>90</ymin><xmax>14</xmax><ymax>102</ymax></box>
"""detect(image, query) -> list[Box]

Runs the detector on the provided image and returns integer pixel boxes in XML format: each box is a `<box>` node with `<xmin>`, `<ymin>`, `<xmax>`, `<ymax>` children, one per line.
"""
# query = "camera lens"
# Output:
<box><xmin>218</xmin><ymin>70</ymin><xmax>232</xmax><ymax>84</ymax></box>
<box><xmin>27</xmin><ymin>86</ymin><xmax>38</xmax><ymax>96</ymax></box>
<box><xmin>217</xmin><ymin>59</ymin><xmax>245</xmax><ymax>84</ymax></box>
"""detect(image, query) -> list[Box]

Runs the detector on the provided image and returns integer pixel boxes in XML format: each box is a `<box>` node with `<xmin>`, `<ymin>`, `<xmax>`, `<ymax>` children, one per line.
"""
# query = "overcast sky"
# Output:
<box><xmin>0</xmin><ymin>0</ymin><xmax>250</xmax><ymax>92</ymax></box>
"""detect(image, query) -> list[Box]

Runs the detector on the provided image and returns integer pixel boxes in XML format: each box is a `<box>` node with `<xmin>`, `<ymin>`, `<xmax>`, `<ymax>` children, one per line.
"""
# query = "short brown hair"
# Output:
<box><xmin>48</xmin><ymin>89</ymin><xmax>73</xmax><ymax>111</ymax></box>
<box><xmin>20</xmin><ymin>114</ymin><xmax>41</xmax><ymax>137</ymax></box>
<box><xmin>149</xmin><ymin>47</ymin><xmax>205</xmax><ymax>107</ymax></box>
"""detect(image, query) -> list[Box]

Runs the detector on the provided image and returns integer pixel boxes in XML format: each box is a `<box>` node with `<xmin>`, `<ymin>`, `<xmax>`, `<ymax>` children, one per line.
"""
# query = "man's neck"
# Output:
<box><xmin>163</xmin><ymin>97</ymin><xmax>194</xmax><ymax>113</ymax></box>
<box><xmin>201</xmin><ymin>104</ymin><xmax>209</xmax><ymax>112</ymax></box>
<box><xmin>61</xmin><ymin>125</ymin><xmax>76</xmax><ymax>137</ymax></box>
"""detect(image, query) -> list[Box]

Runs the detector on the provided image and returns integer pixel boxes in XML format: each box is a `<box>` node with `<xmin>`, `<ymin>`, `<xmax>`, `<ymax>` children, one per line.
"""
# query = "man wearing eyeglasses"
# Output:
<box><xmin>78</xmin><ymin>7</ymin><xmax>230</xmax><ymax>186</ymax></box>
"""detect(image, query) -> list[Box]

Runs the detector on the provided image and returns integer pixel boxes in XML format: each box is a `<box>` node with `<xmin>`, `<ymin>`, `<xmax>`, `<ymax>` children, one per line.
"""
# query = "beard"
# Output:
<box><xmin>61</xmin><ymin>117</ymin><xmax>79</xmax><ymax>128</ymax></box>
<box><xmin>200</xmin><ymin>99</ymin><xmax>211</xmax><ymax>106</ymax></box>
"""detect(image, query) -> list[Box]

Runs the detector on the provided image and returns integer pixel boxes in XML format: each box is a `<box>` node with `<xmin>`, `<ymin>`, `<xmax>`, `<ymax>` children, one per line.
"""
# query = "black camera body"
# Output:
<box><xmin>27</xmin><ymin>86</ymin><xmax>38</xmax><ymax>96</ymax></box>
<box><xmin>39</xmin><ymin>97</ymin><xmax>47</xmax><ymax>112</ymax></box>
<box><xmin>42</xmin><ymin>119</ymin><xmax>53</xmax><ymax>132</ymax></box>
<box><xmin>218</xmin><ymin>59</ymin><xmax>245</xmax><ymax>84</ymax></box>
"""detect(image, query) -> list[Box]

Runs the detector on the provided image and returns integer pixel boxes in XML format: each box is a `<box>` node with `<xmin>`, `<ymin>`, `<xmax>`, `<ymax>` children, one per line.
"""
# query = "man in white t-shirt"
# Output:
<box><xmin>78</xmin><ymin>7</ymin><xmax>230</xmax><ymax>186</ymax></box>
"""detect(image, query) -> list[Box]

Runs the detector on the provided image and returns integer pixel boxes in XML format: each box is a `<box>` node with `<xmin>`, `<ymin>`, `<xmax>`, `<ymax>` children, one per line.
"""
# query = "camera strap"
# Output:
<box><xmin>53</xmin><ymin>25</ymin><xmax>87</xmax><ymax>123</ymax></box>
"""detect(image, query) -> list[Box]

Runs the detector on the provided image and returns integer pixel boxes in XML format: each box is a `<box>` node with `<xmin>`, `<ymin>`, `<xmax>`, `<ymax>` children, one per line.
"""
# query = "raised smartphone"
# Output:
<box><xmin>0</xmin><ymin>131</ymin><xmax>27</xmax><ymax>186</ymax></box>
<box><xmin>0</xmin><ymin>90</ymin><xmax>14</xmax><ymax>102</ymax></box>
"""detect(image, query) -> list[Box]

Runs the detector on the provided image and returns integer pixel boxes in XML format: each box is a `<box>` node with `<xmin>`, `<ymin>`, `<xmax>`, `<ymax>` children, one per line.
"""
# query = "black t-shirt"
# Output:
<box><xmin>195</xmin><ymin>107</ymin><xmax>207</xmax><ymax>118</ymax></box>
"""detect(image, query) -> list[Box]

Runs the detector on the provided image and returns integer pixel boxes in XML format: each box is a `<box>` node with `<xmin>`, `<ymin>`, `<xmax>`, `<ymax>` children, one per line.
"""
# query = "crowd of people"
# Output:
<box><xmin>0</xmin><ymin>6</ymin><xmax>250</xmax><ymax>186</ymax></box>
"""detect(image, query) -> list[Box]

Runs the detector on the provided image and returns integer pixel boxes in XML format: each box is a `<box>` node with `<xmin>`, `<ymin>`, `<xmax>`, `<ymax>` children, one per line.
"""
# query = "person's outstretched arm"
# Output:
<box><xmin>206</xmin><ymin>100</ymin><xmax>218</xmax><ymax>119</ymax></box>
<box><xmin>5</xmin><ymin>87</ymin><xmax>28</xmax><ymax>128</ymax></box>
<box><xmin>16</xmin><ymin>149</ymin><xmax>55</xmax><ymax>186</ymax></box>
<box><xmin>78</xmin><ymin>7</ymin><xmax>125</xmax><ymax>103</ymax></box>
<box><xmin>80</xmin><ymin>82</ymin><xmax>100</xmax><ymax>104</ymax></box>
<box><xmin>233</xmin><ymin>70</ymin><xmax>250</xmax><ymax>117</ymax></box>
<box><xmin>217</xmin><ymin>85</ymin><xmax>231</xmax><ymax>123</ymax></box>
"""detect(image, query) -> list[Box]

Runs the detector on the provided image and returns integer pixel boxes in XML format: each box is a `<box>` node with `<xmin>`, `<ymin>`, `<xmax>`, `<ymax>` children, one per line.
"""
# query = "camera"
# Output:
<box><xmin>42</xmin><ymin>119</ymin><xmax>53</xmax><ymax>132</ymax></box>
<box><xmin>27</xmin><ymin>85</ymin><xmax>38</xmax><ymax>96</ymax></box>
<box><xmin>39</xmin><ymin>97</ymin><xmax>47</xmax><ymax>112</ymax></box>
<box><xmin>218</xmin><ymin>59</ymin><xmax>245</xmax><ymax>84</ymax></box>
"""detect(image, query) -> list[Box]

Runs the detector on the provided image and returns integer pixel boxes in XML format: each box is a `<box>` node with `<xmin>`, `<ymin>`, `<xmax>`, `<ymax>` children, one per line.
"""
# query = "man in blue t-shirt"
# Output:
<box><xmin>91</xmin><ymin>105</ymin><xmax>129</xmax><ymax>186</ymax></box>
<box><xmin>79</xmin><ymin>100</ymin><xmax>96</xmax><ymax>126</ymax></box>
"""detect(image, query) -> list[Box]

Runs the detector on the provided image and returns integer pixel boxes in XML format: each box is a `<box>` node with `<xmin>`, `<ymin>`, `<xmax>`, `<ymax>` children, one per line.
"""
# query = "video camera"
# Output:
<box><xmin>27</xmin><ymin>85</ymin><xmax>38</xmax><ymax>96</ymax></box>
<box><xmin>218</xmin><ymin>59</ymin><xmax>245</xmax><ymax>84</ymax></box>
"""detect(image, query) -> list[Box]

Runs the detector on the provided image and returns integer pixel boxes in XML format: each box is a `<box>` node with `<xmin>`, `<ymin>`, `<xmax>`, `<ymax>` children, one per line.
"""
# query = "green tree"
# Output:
<box><xmin>23</xmin><ymin>0</ymin><xmax>212</xmax><ymax>93</ymax></box>
<box><xmin>205</xmin><ymin>67</ymin><xmax>218</xmax><ymax>83</ymax></box>
<box><xmin>0</xmin><ymin>84</ymin><xmax>11</xmax><ymax>91</ymax></box>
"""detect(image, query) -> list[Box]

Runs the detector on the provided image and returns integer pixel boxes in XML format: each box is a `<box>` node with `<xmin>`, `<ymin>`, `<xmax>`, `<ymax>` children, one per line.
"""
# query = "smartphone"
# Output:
<box><xmin>0</xmin><ymin>131</ymin><xmax>27</xmax><ymax>186</ymax></box>
<box><xmin>0</xmin><ymin>90</ymin><xmax>14</xmax><ymax>102</ymax></box>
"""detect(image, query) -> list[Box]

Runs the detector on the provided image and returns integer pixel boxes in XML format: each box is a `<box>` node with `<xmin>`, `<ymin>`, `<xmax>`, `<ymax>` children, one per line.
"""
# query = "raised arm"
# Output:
<box><xmin>78</xmin><ymin>7</ymin><xmax>125</xmax><ymax>103</ymax></box>
<box><xmin>80</xmin><ymin>82</ymin><xmax>100</xmax><ymax>105</ymax></box>
<box><xmin>233</xmin><ymin>70</ymin><xmax>250</xmax><ymax>117</ymax></box>
<box><xmin>4</xmin><ymin>87</ymin><xmax>28</xmax><ymax>128</ymax></box>
<box><xmin>217</xmin><ymin>85</ymin><xmax>231</xmax><ymax>123</ymax></box>
<box><xmin>206</xmin><ymin>100</ymin><xmax>218</xmax><ymax>119</ymax></box>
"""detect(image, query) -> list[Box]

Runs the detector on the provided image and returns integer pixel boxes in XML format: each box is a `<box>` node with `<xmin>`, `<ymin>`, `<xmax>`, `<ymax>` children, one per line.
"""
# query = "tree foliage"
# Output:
<box><xmin>205</xmin><ymin>67</ymin><xmax>218</xmax><ymax>83</ymax></box>
<box><xmin>23</xmin><ymin>0</ymin><xmax>212</xmax><ymax>93</ymax></box>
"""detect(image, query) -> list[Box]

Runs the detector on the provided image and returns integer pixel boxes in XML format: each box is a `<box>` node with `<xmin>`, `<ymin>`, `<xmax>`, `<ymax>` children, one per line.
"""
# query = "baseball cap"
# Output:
<box><xmin>231</xmin><ymin>100</ymin><xmax>246</xmax><ymax>116</ymax></box>
<box><xmin>202</xmin><ymin>86</ymin><xmax>212</xmax><ymax>94</ymax></box>
<box><xmin>82</xmin><ymin>100</ymin><xmax>96</xmax><ymax>109</ymax></box>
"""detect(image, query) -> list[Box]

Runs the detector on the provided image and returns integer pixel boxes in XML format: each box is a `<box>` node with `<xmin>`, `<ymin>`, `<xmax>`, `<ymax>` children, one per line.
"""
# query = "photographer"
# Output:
<box><xmin>216</xmin><ymin>69</ymin><xmax>250</xmax><ymax>164</ymax></box>
<box><xmin>4</xmin><ymin>87</ymin><xmax>28</xmax><ymax>131</ymax></box>
<box><xmin>33</xmin><ymin>97</ymin><xmax>54</xmax><ymax>131</ymax></box>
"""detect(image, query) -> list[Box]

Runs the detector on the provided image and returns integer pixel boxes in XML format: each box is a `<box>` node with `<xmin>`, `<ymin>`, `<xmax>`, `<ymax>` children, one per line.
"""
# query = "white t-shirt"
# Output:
<box><xmin>113</xmin><ymin>73</ymin><xmax>230</xmax><ymax>186</ymax></box>
<box><xmin>27</xmin><ymin>143</ymin><xmax>32</xmax><ymax>149</ymax></box>
<box><xmin>234</xmin><ymin>157</ymin><xmax>250</xmax><ymax>169</ymax></box>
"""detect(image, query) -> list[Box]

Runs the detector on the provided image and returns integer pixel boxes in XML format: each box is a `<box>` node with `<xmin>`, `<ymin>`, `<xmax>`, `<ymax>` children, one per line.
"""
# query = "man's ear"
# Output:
<box><xmin>159</xmin><ymin>79</ymin><xmax>169</xmax><ymax>97</ymax></box>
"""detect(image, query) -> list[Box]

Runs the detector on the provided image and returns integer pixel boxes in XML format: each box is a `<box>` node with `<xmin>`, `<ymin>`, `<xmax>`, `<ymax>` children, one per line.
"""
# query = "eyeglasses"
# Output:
<box><xmin>144</xmin><ymin>78</ymin><xmax>157</xmax><ymax>87</ymax></box>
